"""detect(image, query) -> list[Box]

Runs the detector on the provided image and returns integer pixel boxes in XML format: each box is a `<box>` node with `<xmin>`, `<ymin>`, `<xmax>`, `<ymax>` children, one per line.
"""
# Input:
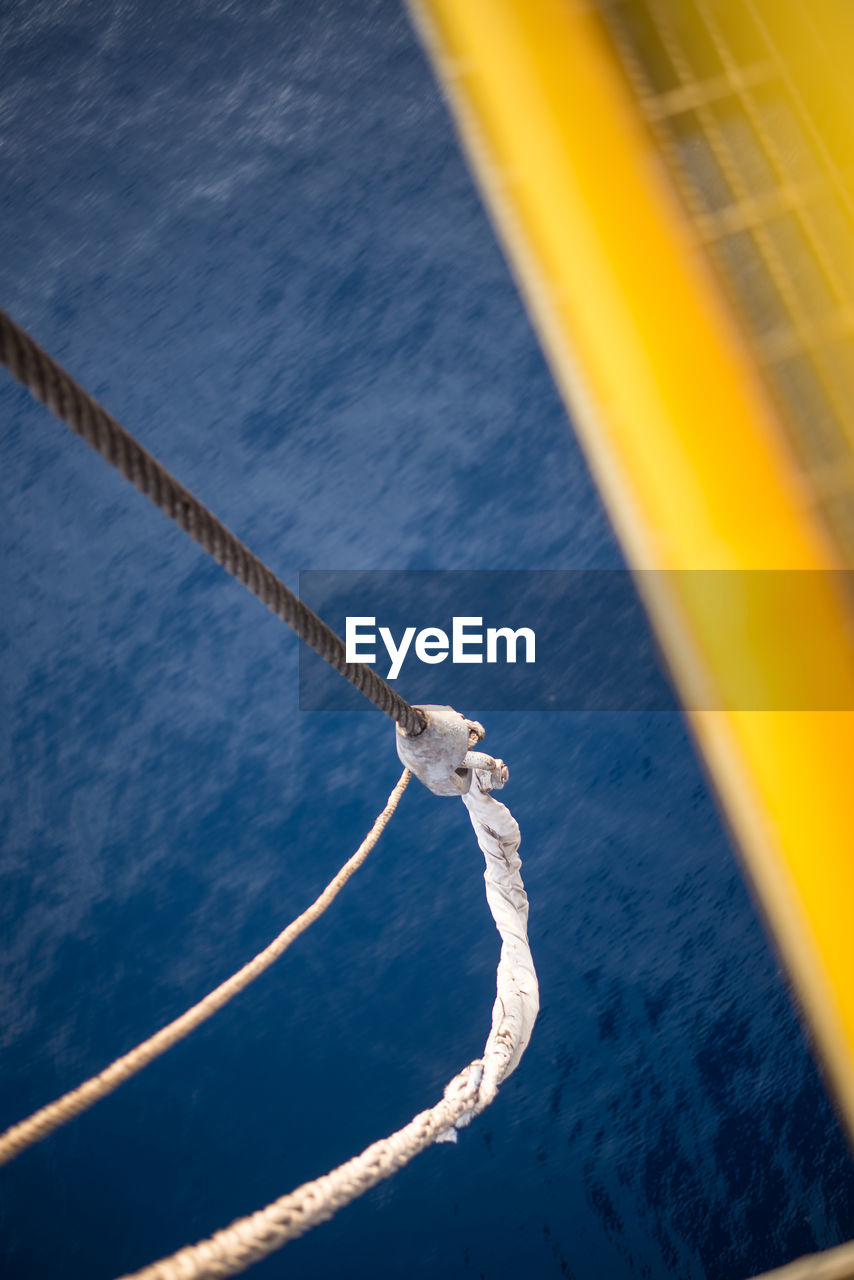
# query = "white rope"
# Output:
<box><xmin>0</xmin><ymin>769</ymin><xmax>412</xmax><ymax>1168</ymax></box>
<box><xmin>747</xmin><ymin>1242</ymin><xmax>854</xmax><ymax>1280</ymax></box>
<box><xmin>455</xmin><ymin>760</ymin><xmax>539</xmax><ymax>1121</ymax></box>
<box><xmin>116</xmin><ymin>727</ymin><xmax>538</xmax><ymax>1280</ymax></box>
<box><xmin>118</xmin><ymin>1060</ymin><xmax>486</xmax><ymax>1280</ymax></box>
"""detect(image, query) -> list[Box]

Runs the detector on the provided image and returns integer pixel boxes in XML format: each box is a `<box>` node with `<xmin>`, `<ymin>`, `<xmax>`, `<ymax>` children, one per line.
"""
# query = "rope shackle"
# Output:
<box><xmin>395</xmin><ymin>704</ymin><xmax>508</xmax><ymax>797</ymax></box>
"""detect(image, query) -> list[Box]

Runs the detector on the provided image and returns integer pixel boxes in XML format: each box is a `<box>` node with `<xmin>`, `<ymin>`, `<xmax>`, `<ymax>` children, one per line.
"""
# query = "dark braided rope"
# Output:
<box><xmin>0</xmin><ymin>307</ymin><xmax>426</xmax><ymax>736</ymax></box>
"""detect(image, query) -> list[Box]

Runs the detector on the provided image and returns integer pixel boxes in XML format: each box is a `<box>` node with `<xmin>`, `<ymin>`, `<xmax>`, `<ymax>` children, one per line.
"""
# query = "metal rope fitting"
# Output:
<box><xmin>395</xmin><ymin>705</ymin><xmax>508</xmax><ymax>796</ymax></box>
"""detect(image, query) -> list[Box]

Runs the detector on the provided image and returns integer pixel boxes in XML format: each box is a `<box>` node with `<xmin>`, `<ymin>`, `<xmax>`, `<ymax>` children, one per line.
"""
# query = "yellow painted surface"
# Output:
<box><xmin>411</xmin><ymin>0</ymin><xmax>854</xmax><ymax>1136</ymax></box>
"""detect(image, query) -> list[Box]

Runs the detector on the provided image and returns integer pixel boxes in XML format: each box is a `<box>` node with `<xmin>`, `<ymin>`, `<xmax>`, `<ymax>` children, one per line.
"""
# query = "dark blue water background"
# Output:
<box><xmin>2</xmin><ymin>3</ymin><xmax>853</xmax><ymax>1277</ymax></box>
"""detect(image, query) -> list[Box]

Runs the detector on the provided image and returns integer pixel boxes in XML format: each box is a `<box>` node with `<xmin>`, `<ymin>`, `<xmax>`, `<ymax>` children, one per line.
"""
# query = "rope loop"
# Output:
<box><xmin>116</xmin><ymin>718</ymin><xmax>538</xmax><ymax>1280</ymax></box>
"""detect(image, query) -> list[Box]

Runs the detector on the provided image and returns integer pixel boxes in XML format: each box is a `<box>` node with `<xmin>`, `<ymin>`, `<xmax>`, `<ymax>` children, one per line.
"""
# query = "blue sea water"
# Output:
<box><xmin>1</xmin><ymin>3</ymin><xmax>853</xmax><ymax>1278</ymax></box>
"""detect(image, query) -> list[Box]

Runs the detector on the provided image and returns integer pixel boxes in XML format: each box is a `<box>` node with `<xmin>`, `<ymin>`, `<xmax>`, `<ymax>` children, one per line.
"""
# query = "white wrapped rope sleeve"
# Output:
<box><xmin>396</xmin><ymin>704</ymin><xmax>539</xmax><ymax>1139</ymax></box>
<box><xmin>465</xmin><ymin>765</ymin><xmax>539</xmax><ymax>1091</ymax></box>
<box><xmin>436</xmin><ymin>763</ymin><xmax>539</xmax><ymax>1140</ymax></box>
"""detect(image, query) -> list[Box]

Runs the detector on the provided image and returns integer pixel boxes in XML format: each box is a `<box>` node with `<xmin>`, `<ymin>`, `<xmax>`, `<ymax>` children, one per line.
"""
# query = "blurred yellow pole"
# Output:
<box><xmin>410</xmin><ymin>0</ymin><xmax>854</xmax><ymax>1138</ymax></box>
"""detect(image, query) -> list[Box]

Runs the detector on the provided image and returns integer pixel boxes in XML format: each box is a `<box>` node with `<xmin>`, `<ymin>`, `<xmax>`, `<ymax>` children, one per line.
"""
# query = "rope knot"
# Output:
<box><xmin>396</xmin><ymin>706</ymin><xmax>508</xmax><ymax>797</ymax></box>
